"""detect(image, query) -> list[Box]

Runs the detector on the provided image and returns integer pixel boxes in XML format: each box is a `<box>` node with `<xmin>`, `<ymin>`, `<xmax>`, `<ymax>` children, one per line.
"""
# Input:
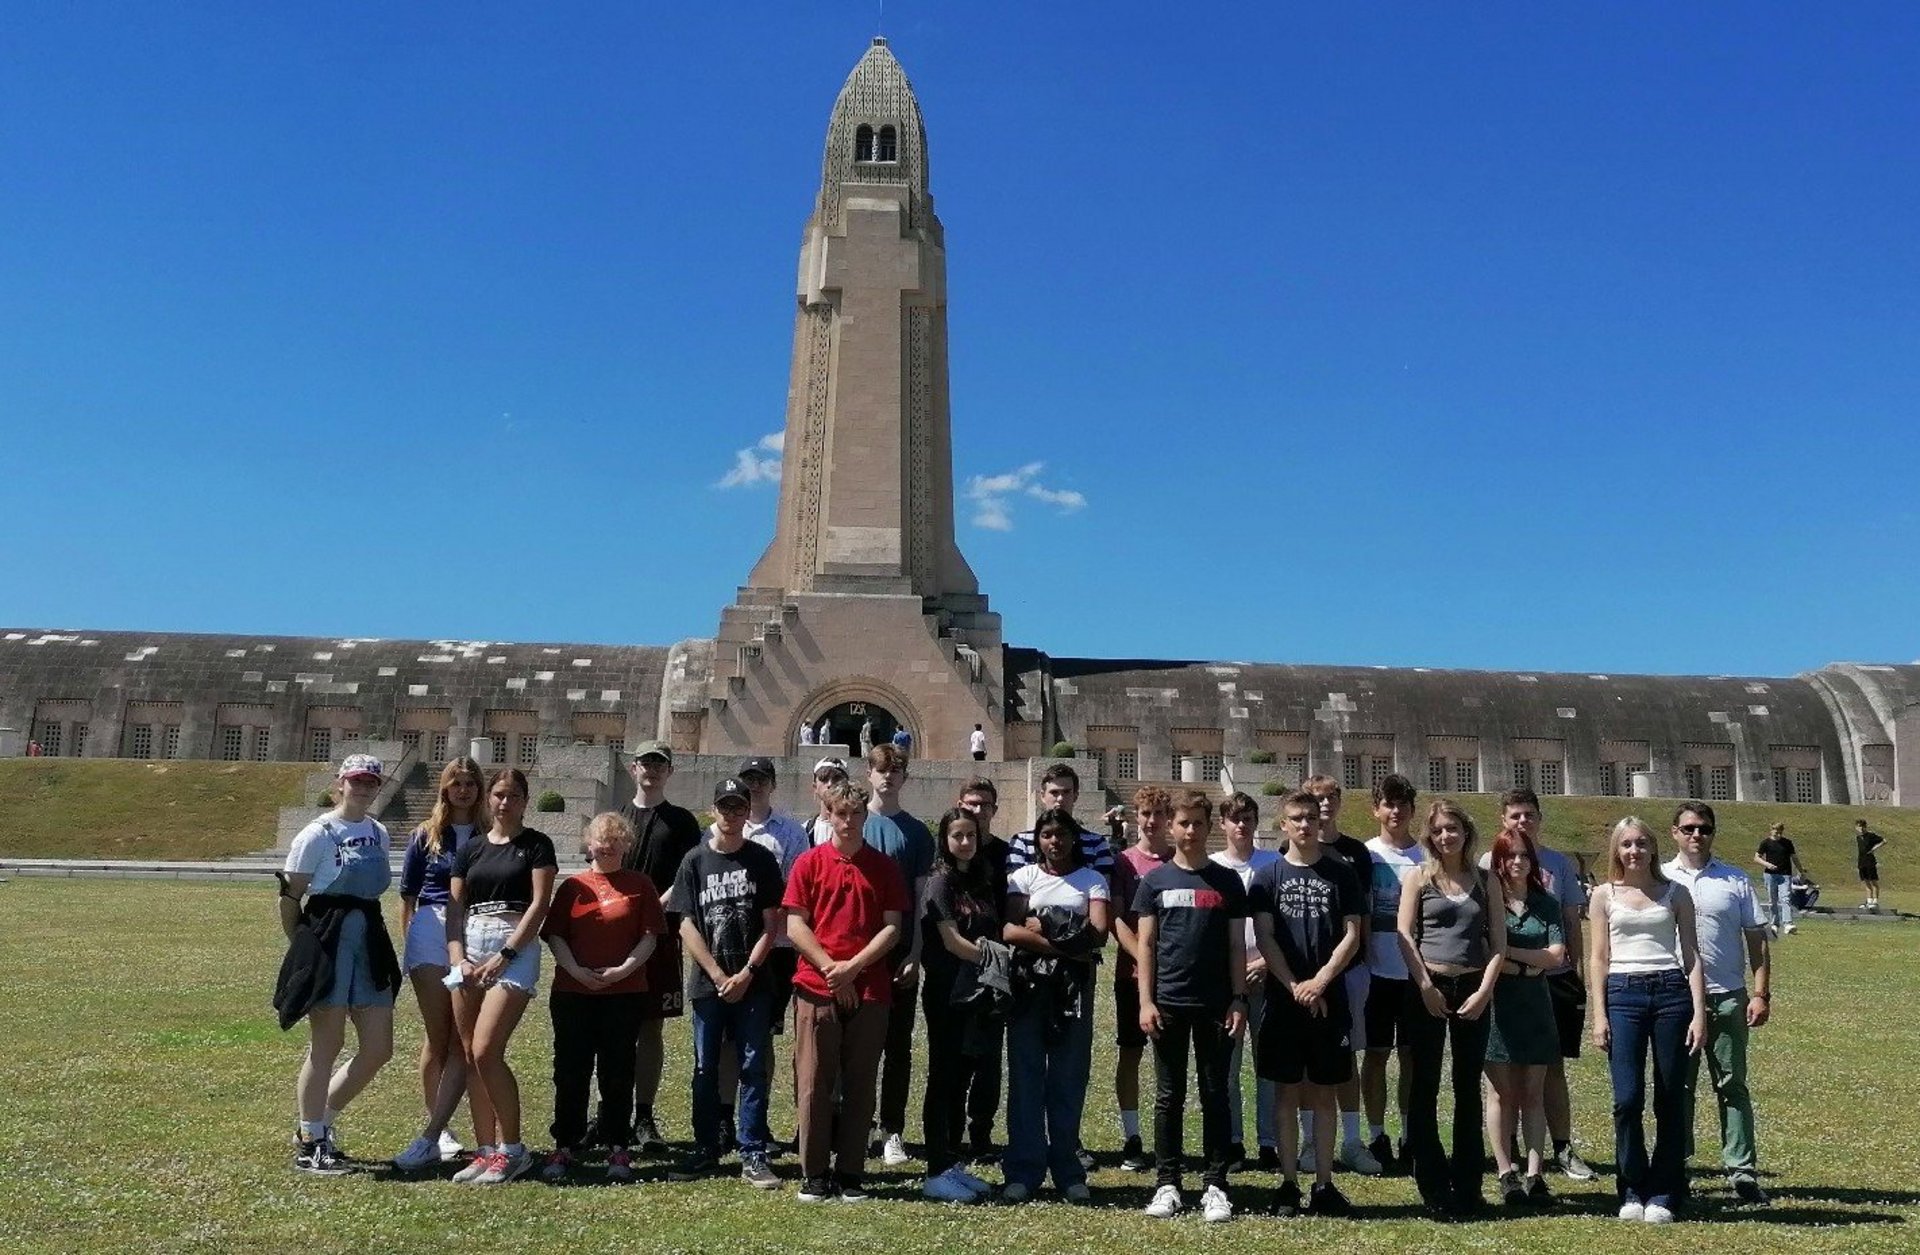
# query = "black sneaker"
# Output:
<box><xmin>835</xmin><ymin>1174</ymin><xmax>869</xmax><ymax>1202</ymax></box>
<box><xmin>1499</xmin><ymin>1169</ymin><xmax>1526</xmax><ymax>1207</ymax></box>
<box><xmin>1225</xmin><ymin>1141</ymin><xmax>1246</xmax><ymax>1171</ymax></box>
<box><xmin>1365</xmin><ymin>1134</ymin><xmax>1395</xmax><ymax>1175</ymax></box>
<box><xmin>741</xmin><ymin>1152</ymin><xmax>780</xmax><ymax>1190</ymax></box>
<box><xmin>579</xmin><ymin>1116</ymin><xmax>603</xmax><ymax>1149</ymax></box>
<box><xmin>1525</xmin><ymin>1173</ymin><xmax>1553</xmax><ymax>1205</ymax></box>
<box><xmin>294</xmin><ymin>1136</ymin><xmax>349</xmax><ymax>1176</ymax></box>
<box><xmin>1256</xmin><ymin>1145</ymin><xmax>1280</xmax><ymax>1172</ymax></box>
<box><xmin>969</xmin><ymin>1140</ymin><xmax>1002</xmax><ymax>1167</ymax></box>
<box><xmin>796</xmin><ymin>1175</ymin><xmax>835</xmax><ymax>1202</ymax></box>
<box><xmin>718</xmin><ymin>1121</ymin><xmax>738</xmax><ymax>1158</ymax></box>
<box><xmin>1119</xmin><ymin>1136</ymin><xmax>1151</xmax><ymax>1172</ymax></box>
<box><xmin>1307</xmin><ymin>1181</ymin><xmax>1353</xmax><ymax>1217</ymax></box>
<box><xmin>1733</xmin><ymin>1175</ymin><xmax>1772</xmax><ymax>1206</ymax></box>
<box><xmin>1269</xmin><ymin>1178</ymin><xmax>1304</xmax><ymax>1217</ymax></box>
<box><xmin>668</xmin><ymin>1150</ymin><xmax>721</xmax><ymax>1182</ymax></box>
<box><xmin>633</xmin><ymin>1115</ymin><xmax>669</xmax><ymax>1156</ymax></box>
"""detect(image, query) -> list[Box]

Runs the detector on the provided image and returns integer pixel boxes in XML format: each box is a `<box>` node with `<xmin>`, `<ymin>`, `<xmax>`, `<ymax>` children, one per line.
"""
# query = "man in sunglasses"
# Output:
<box><xmin>1664</xmin><ymin>801</ymin><xmax>1773</xmax><ymax>1206</ymax></box>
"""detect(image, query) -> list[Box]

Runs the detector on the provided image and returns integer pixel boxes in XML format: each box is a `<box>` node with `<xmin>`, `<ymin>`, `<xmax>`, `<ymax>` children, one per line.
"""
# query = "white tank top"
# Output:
<box><xmin>1607</xmin><ymin>883</ymin><xmax>1682</xmax><ymax>974</ymax></box>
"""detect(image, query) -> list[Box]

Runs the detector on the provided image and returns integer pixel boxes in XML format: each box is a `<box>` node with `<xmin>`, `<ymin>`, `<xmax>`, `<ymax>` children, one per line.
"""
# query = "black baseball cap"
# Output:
<box><xmin>714</xmin><ymin>777</ymin><xmax>751</xmax><ymax>806</ymax></box>
<box><xmin>737</xmin><ymin>756</ymin><xmax>776</xmax><ymax>780</ymax></box>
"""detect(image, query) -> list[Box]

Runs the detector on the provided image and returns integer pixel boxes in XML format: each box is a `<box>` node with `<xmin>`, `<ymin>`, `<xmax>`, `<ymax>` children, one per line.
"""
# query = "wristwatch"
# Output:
<box><xmin>500</xmin><ymin>945</ymin><xmax>519</xmax><ymax>963</ymax></box>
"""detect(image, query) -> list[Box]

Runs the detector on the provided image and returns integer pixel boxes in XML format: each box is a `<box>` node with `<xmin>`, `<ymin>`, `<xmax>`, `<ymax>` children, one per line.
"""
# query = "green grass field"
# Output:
<box><xmin>0</xmin><ymin>760</ymin><xmax>312</xmax><ymax>859</ymax></box>
<box><xmin>1</xmin><ymin>879</ymin><xmax>1914</xmax><ymax>1254</ymax></box>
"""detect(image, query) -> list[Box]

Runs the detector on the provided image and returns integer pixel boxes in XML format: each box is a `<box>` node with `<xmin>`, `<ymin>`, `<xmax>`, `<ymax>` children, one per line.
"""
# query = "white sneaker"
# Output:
<box><xmin>475</xmin><ymin>1146</ymin><xmax>534</xmax><ymax>1185</ymax></box>
<box><xmin>1146</xmin><ymin>1183</ymin><xmax>1184</xmax><ymax>1218</ymax></box>
<box><xmin>1643</xmin><ymin>1203</ymin><xmax>1675</xmax><ymax>1224</ymax></box>
<box><xmin>1618</xmin><ymin>1200</ymin><xmax>1646</xmax><ymax>1221</ymax></box>
<box><xmin>437</xmin><ymin>1130</ymin><xmax>465</xmax><ymax>1161</ymax></box>
<box><xmin>923</xmin><ymin>1167</ymin><xmax>980</xmax><ymax>1202</ymax></box>
<box><xmin>882</xmin><ymin>1133</ymin><xmax>911</xmax><ymax>1166</ymax></box>
<box><xmin>391</xmin><ymin>1136</ymin><xmax>439</xmax><ymax>1172</ymax></box>
<box><xmin>1296</xmin><ymin>1144</ymin><xmax>1317</xmax><ymax>1174</ymax></box>
<box><xmin>1339</xmin><ymin>1138</ymin><xmax>1384</xmax><ymax>1176</ymax></box>
<box><xmin>951</xmin><ymin>1165</ymin><xmax>991</xmax><ymax>1194</ymax></box>
<box><xmin>1783</xmin><ymin>923</ymin><xmax>1797</xmax><ymax>934</ymax></box>
<box><xmin>1201</xmin><ymin>1184</ymin><xmax>1233</xmax><ymax>1222</ymax></box>
<box><xmin>451</xmin><ymin>1146</ymin><xmax>496</xmax><ymax>1184</ymax></box>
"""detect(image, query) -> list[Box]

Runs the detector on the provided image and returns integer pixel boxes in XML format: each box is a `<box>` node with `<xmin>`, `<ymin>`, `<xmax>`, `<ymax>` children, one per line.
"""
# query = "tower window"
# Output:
<box><xmin>854</xmin><ymin>125</ymin><xmax>875</xmax><ymax>162</ymax></box>
<box><xmin>876</xmin><ymin>125</ymin><xmax>897</xmax><ymax>162</ymax></box>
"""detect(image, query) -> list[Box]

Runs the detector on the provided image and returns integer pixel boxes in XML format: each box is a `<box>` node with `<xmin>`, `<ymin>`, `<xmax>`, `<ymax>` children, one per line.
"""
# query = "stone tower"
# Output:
<box><xmin>692</xmin><ymin>38</ymin><xmax>1004</xmax><ymax>759</ymax></box>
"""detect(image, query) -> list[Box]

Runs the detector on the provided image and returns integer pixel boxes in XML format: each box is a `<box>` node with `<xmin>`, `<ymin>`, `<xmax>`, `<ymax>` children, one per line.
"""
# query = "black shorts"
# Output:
<box><xmin>765</xmin><ymin>948</ymin><xmax>798</xmax><ymax>1035</ymax></box>
<box><xmin>1859</xmin><ymin>858</ymin><xmax>1879</xmax><ymax>882</ymax></box>
<box><xmin>1547</xmin><ymin>970</ymin><xmax>1585</xmax><ymax>1059</ymax></box>
<box><xmin>637</xmin><ymin>931</ymin><xmax>686</xmax><ymax>1018</ymax></box>
<box><xmin>1257</xmin><ymin>983</ymin><xmax>1353</xmax><ymax>1087</ymax></box>
<box><xmin>1114</xmin><ymin>969</ymin><xmax>1147</xmax><ymax>1049</ymax></box>
<box><xmin>1364</xmin><ymin>976</ymin><xmax>1414</xmax><ymax>1050</ymax></box>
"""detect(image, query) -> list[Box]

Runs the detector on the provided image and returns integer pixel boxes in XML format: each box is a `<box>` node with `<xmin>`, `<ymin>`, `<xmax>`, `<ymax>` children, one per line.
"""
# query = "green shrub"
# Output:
<box><xmin>1260</xmin><ymin>781</ymin><xmax>1285</xmax><ymax>796</ymax></box>
<box><xmin>536</xmin><ymin>790</ymin><xmax>566</xmax><ymax>813</ymax></box>
<box><xmin>314</xmin><ymin>791</ymin><xmax>333</xmax><ymax>808</ymax></box>
<box><xmin>1049</xmin><ymin>742</ymin><xmax>1077</xmax><ymax>758</ymax></box>
<box><xmin>1248</xmin><ymin>749</ymin><xmax>1276</xmax><ymax>765</ymax></box>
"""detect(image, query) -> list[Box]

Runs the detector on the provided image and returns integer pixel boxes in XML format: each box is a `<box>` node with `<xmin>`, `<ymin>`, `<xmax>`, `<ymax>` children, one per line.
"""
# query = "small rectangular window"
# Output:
<box><xmin>1512</xmin><ymin>761</ymin><xmax>1531</xmax><ymax>790</ymax></box>
<box><xmin>1368</xmin><ymin>758</ymin><xmax>1390</xmax><ymax>789</ymax></box>
<box><xmin>1708</xmin><ymin>764</ymin><xmax>1733</xmax><ymax>802</ymax></box>
<box><xmin>400</xmin><ymin>730</ymin><xmax>422</xmax><ymax>758</ymax></box>
<box><xmin>38</xmin><ymin>721</ymin><xmax>63</xmax><ymax>757</ymax></box>
<box><xmin>1285</xmin><ymin>753</ymin><xmax>1308</xmax><ymax>787</ymax></box>
<box><xmin>220</xmin><ymin>727</ymin><xmax>243</xmax><ymax>761</ymax></box>
<box><xmin>516</xmin><ymin>735</ymin><xmax>538</xmax><ymax>768</ymax></box>
<box><xmin>1539</xmin><ymin>760</ymin><xmax>1563</xmax><ymax>796</ymax></box>
<box><xmin>162</xmin><ymin>726</ymin><xmax>182</xmax><ymax>760</ymax></box>
<box><xmin>71</xmin><ymin>723</ymin><xmax>89</xmax><ymax>757</ymax></box>
<box><xmin>1200</xmin><ymin>751</ymin><xmax>1224</xmax><ymax>784</ymax></box>
<box><xmin>129</xmin><ymin>725</ymin><xmax>154</xmax><ymax>760</ymax></box>
<box><xmin>1116</xmin><ymin>748</ymin><xmax>1138</xmax><ymax>781</ymax></box>
<box><xmin>309</xmin><ymin>728</ymin><xmax>333</xmax><ymax>764</ymax></box>
<box><xmin>252</xmin><ymin>727</ymin><xmax>272</xmax><ymax>762</ymax></box>
<box><xmin>1428</xmin><ymin>758</ymin><xmax>1447</xmax><ymax>793</ymax></box>
<box><xmin>1341</xmin><ymin>755</ymin><xmax>1361</xmax><ymax>790</ymax></box>
<box><xmin>431</xmin><ymin>732</ymin><xmax>450</xmax><ymax>764</ymax></box>
<box><xmin>1454</xmin><ymin>759</ymin><xmax>1477</xmax><ymax>793</ymax></box>
<box><xmin>1684</xmin><ymin>764</ymin><xmax>1705</xmax><ymax>798</ymax></box>
<box><xmin>1793</xmin><ymin>767</ymin><xmax>1817</xmax><ymax>805</ymax></box>
<box><xmin>1598</xmin><ymin>763</ymin><xmax>1617</xmax><ymax>797</ymax></box>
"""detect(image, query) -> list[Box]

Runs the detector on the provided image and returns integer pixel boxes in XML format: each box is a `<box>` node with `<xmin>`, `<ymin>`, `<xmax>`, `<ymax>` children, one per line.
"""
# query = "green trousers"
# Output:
<box><xmin>1683</xmin><ymin>989</ymin><xmax>1758</xmax><ymax>1176</ymax></box>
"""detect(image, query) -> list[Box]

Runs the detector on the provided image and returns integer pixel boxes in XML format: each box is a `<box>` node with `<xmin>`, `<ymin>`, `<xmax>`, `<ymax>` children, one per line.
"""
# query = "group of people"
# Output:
<box><xmin>273</xmin><ymin>745</ymin><xmax>1782</xmax><ymax>1224</ymax></box>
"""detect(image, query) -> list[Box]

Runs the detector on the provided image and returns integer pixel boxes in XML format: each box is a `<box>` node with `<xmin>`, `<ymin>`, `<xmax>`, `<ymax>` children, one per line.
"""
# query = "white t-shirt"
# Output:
<box><xmin>1009</xmin><ymin>863</ymin><xmax>1111</xmax><ymax>914</ymax></box>
<box><xmin>969</xmin><ymin>728</ymin><xmax>987</xmax><ymax>754</ymax></box>
<box><xmin>1365</xmin><ymin>837</ymin><xmax>1426</xmax><ymax>980</ymax></box>
<box><xmin>1211</xmin><ymin>846</ymin><xmax>1280</xmax><ymax>953</ymax></box>
<box><xmin>284</xmin><ymin>814</ymin><xmax>388</xmax><ymax>897</ymax></box>
<box><xmin>1664</xmin><ymin>856</ymin><xmax>1762</xmax><ymax>995</ymax></box>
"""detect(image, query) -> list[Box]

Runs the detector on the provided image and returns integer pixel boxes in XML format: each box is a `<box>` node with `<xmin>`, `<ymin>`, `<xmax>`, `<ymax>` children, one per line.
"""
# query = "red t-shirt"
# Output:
<box><xmin>783</xmin><ymin>840</ymin><xmax>910</xmax><ymax>1005</ymax></box>
<box><xmin>542</xmin><ymin>869</ymin><xmax>665</xmax><ymax>995</ymax></box>
<box><xmin>1112</xmin><ymin>844</ymin><xmax>1173</xmax><ymax>980</ymax></box>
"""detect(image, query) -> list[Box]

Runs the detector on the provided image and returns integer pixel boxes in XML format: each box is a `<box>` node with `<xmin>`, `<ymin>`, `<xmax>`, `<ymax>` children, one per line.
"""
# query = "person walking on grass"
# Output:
<box><xmin>391</xmin><ymin>757</ymin><xmax>487</xmax><ymax>1171</ymax></box>
<box><xmin>1588</xmin><ymin>817</ymin><xmax>1709</xmax><ymax>1225</ymax></box>
<box><xmin>784</xmin><ymin>778</ymin><xmax>909</xmax><ymax>1203</ymax></box>
<box><xmin>445</xmin><ymin>768</ymin><xmax>557</xmax><ymax>1184</ymax></box>
<box><xmin>1666</xmin><ymin>802</ymin><xmax>1774</xmax><ymax>1207</ymax></box>
<box><xmin>1483</xmin><ymin>830</ymin><xmax>1566</xmax><ymax>1208</ymax></box>
<box><xmin>1137</xmin><ymin>791</ymin><xmax>1249</xmax><ymax>1223</ymax></box>
<box><xmin>540</xmin><ymin>812</ymin><xmax>663</xmax><ymax>1183</ymax></box>
<box><xmin>1001</xmin><ymin>808</ymin><xmax>1112</xmax><ymax>1203</ymax></box>
<box><xmin>276</xmin><ymin>753</ymin><xmax>398</xmax><ymax>1175</ymax></box>
<box><xmin>1398</xmin><ymin>799</ymin><xmax>1505</xmax><ymax>1218</ymax></box>
<box><xmin>919</xmin><ymin>807</ymin><xmax>1003</xmax><ymax>1202</ymax></box>
<box><xmin>670</xmin><ymin>778</ymin><xmax>786</xmax><ymax>1190</ymax></box>
<box><xmin>1754</xmin><ymin>822</ymin><xmax>1805</xmax><ymax>935</ymax></box>
<box><xmin>1251</xmin><ymin>790</ymin><xmax>1365</xmax><ymax>1219</ymax></box>
<box><xmin>1209</xmin><ymin>790</ymin><xmax>1279</xmax><ymax>1171</ymax></box>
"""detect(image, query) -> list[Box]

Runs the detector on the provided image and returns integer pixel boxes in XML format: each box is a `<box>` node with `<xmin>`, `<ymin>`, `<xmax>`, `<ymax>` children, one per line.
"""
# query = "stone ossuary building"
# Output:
<box><xmin>3</xmin><ymin>39</ymin><xmax>1916</xmax><ymax>813</ymax></box>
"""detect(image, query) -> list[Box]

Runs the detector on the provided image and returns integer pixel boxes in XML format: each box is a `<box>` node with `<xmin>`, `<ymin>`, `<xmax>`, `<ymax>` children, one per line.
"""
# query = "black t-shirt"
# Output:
<box><xmin>1321</xmin><ymin>832</ymin><xmax>1374</xmax><ymax>970</ymax></box>
<box><xmin>1250</xmin><ymin>854</ymin><xmax>1362</xmax><ymax>986</ymax></box>
<box><xmin>672</xmin><ymin>840</ymin><xmax>784</xmax><ymax>999</ymax></box>
<box><xmin>921</xmin><ymin>863</ymin><xmax>1003</xmax><ymax>985</ymax></box>
<box><xmin>1134</xmin><ymin>860</ymin><xmax>1248</xmax><ymax>1013</ymax></box>
<box><xmin>979</xmin><ymin>834</ymin><xmax>1011</xmax><ymax>908</ymax></box>
<box><xmin>453</xmin><ymin>827</ymin><xmax>558</xmax><ymax>915</ymax></box>
<box><xmin>1757</xmin><ymin>836</ymin><xmax>1797</xmax><ymax>875</ymax></box>
<box><xmin>1858</xmin><ymin>830</ymin><xmax>1884</xmax><ymax>861</ymax></box>
<box><xmin>620</xmin><ymin>799</ymin><xmax>703</xmax><ymax>917</ymax></box>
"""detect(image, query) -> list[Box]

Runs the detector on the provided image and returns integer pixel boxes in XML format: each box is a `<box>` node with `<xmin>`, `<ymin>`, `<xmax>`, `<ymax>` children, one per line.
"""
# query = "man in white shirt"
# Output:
<box><xmin>1664</xmin><ymin>801</ymin><xmax>1773</xmax><ymax>1207</ymax></box>
<box><xmin>969</xmin><ymin>723</ymin><xmax>988</xmax><ymax>761</ymax></box>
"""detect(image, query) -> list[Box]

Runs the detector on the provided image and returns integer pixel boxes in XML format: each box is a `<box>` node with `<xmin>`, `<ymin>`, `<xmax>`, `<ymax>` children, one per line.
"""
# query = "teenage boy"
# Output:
<box><xmin>1006</xmin><ymin>762</ymin><xmax>1115</xmax><ymax>873</ymax></box>
<box><xmin>1109</xmin><ymin>785</ymin><xmax>1176</xmax><ymax>1171</ymax></box>
<box><xmin>617</xmin><ymin>740</ymin><xmax>703</xmax><ymax>1153</ymax></box>
<box><xmin>1250</xmin><ymin>790</ymin><xmax>1364</xmax><ymax>1218</ymax></box>
<box><xmin>1137</xmin><ymin>791</ymin><xmax>1249</xmax><ymax>1222</ymax></box>
<box><xmin>1299</xmin><ymin>776</ymin><xmax>1383</xmax><ymax>1175</ymax></box>
<box><xmin>1211</xmin><ymin>791</ymin><xmax>1280</xmax><ymax>1170</ymax></box>
<box><xmin>729</xmin><ymin>756</ymin><xmax>809</xmax><ymax>1153</ymax></box>
<box><xmin>1481</xmin><ymin>787</ymin><xmax>1595</xmax><ymax>1180</ymax></box>
<box><xmin>783</xmin><ymin>779</ymin><xmax>909</xmax><ymax>1202</ymax></box>
<box><xmin>1665</xmin><ymin>802</ymin><xmax>1774</xmax><ymax>1206</ymax></box>
<box><xmin>1856</xmin><ymin>819</ymin><xmax>1886</xmax><ymax>911</ymax></box>
<box><xmin>864</xmin><ymin>743</ymin><xmax>936</xmax><ymax>1167</ymax></box>
<box><xmin>671</xmin><ymin>778</ymin><xmax>786</xmax><ymax>1189</ymax></box>
<box><xmin>957</xmin><ymin>776</ymin><xmax>1009</xmax><ymax>1160</ymax></box>
<box><xmin>805</xmin><ymin>757</ymin><xmax>849</xmax><ymax>846</ymax></box>
<box><xmin>1360</xmin><ymin>773</ymin><xmax>1422</xmax><ymax>1171</ymax></box>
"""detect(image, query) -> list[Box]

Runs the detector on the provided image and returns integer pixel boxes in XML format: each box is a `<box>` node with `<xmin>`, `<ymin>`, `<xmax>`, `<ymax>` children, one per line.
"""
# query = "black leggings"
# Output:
<box><xmin>1401</xmin><ymin>970</ymin><xmax>1491</xmax><ymax>1206</ymax></box>
<box><xmin>921</xmin><ymin>977</ymin><xmax>980</xmax><ymax>1174</ymax></box>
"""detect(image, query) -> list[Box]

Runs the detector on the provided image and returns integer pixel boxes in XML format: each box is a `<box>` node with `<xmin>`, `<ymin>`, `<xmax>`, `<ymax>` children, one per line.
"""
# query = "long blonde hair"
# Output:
<box><xmin>1417</xmin><ymin>799</ymin><xmax>1480</xmax><ymax>889</ymax></box>
<box><xmin>422</xmin><ymin>756</ymin><xmax>487</xmax><ymax>857</ymax></box>
<box><xmin>1605</xmin><ymin>816</ymin><xmax>1668</xmax><ymax>885</ymax></box>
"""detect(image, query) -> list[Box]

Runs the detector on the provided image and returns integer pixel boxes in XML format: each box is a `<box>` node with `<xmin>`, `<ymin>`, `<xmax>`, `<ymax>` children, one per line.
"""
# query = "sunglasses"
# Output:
<box><xmin>1677</xmin><ymin>823</ymin><xmax>1715</xmax><ymax>835</ymax></box>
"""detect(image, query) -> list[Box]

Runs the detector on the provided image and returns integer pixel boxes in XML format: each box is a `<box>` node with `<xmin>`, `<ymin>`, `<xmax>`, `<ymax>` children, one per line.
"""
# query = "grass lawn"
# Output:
<box><xmin>0</xmin><ymin>880</ymin><xmax>1915</xmax><ymax>1253</ymax></box>
<box><xmin>0</xmin><ymin>760</ymin><xmax>311</xmax><ymax>859</ymax></box>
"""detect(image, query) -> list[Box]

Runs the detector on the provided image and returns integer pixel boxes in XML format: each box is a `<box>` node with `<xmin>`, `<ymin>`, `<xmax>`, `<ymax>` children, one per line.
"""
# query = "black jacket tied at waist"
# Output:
<box><xmin>1009</xmin><ymin>906</ymin><xmax>1103</xmax><ymax>1044</ymax></box>
<box><xmin>272</xmin><ymin>893</ymin><xmax>401</xmax><ymax>1030</ymax></box>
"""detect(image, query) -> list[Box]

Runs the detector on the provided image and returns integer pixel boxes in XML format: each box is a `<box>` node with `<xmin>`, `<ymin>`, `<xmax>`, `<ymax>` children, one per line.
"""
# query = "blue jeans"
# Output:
<box><xmin>1762</xmin><ymin>873</ymin><xmax>1793</xmax><ymax>928</ymax></box>
<box><xmin>691</xmin><ymin>989</ymin><xmax>773</xmax><ymax>1156</ymax></box>
<box><xmin>1005</xmin><ymin>985</ymin><xmax>1095</xmax><ymax>1190</ymax></box>
<box><xmin>1226</xmin><ymin>983</ymin><xmax>1279</xmax><ymax>1149</ymax></box>
<box><xmin>1606</xmin><ymin>969</ymin><xmax>1692</xmax><ymax>1209</ymax></box>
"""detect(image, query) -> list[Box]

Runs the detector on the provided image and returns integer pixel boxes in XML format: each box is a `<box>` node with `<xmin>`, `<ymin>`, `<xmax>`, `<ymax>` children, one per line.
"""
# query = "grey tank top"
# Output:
<box><xmin>1416</xmin><ymin>876</ymin><xmax>1491</xmax><ymax>968</ymax></box>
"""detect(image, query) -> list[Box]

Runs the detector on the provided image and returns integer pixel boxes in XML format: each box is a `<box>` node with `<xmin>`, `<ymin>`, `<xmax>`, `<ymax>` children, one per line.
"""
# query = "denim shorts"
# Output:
<box><xmin>403</xmin><ymin>903</ymin><xmax>452</xmax><ymax>973</ymax></box>
<box><xmin>317</xmin><ymin>909</ymin><xmax>397</xmax><ymax>1009</ymax></box>
<box><xmin>464</xmin><ymin>912</ymin><xmax>541</xmax><ymax>996</ymax></box>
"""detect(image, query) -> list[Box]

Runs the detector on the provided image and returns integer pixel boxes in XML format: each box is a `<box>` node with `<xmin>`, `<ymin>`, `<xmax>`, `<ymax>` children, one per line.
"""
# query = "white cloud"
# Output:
<box><xmin>964</xmin><ymin>461</ymin><xmax>1086</xmax><ymax>531</ymax></box>
<box><xmin>717</xmin><ymin>432</ymin><xmax>783</xmax><ymax>489</ymax></box>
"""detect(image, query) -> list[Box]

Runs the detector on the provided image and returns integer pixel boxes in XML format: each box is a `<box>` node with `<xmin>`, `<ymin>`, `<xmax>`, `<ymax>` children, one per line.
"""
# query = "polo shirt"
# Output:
<box><xmin>783</xmin><ymin>840</ymin><xmax>910</xmax><ymax>1004</ymax></box>
<box><xmin>1663</xmin><ymin>855</ymin><xmax>1762</xmax><ymax>995</ymax></box>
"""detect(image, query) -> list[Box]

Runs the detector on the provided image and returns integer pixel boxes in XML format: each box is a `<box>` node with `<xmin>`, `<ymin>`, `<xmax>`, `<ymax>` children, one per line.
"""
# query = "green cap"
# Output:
<box><xmin>630</xmin><ymin>739</ymin><xmax>674</xmax><ymax>764</ymax></box>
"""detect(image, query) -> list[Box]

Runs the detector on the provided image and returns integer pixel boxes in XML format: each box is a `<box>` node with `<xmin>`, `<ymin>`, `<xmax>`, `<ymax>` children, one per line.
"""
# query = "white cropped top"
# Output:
<box><xmin>1607</xmin><ymin>883</ymin><xmax>1682</xmax><ymax>974</ymax></box>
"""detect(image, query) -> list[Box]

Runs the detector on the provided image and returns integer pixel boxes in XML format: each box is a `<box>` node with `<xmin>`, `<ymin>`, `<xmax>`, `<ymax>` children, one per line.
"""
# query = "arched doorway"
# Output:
<box><xmin>814</xmin><ymin>700</ymin><xmax>903</xmax><ymax>755</ymax></box>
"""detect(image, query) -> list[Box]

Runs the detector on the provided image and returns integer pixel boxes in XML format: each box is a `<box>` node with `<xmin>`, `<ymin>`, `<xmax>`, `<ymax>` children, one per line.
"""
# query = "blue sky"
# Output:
<box><xmin>3</xmin><ymin>3</ymin><xmax>1915</xmax><ymax>677</ymax></box>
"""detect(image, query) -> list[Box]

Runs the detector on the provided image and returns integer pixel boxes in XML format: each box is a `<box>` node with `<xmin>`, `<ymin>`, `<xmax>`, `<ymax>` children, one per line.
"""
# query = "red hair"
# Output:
<box><xmin>1490</xmin><ymin>830</ymin><xmax>1545</xmax><ymax>896</ymax></box>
